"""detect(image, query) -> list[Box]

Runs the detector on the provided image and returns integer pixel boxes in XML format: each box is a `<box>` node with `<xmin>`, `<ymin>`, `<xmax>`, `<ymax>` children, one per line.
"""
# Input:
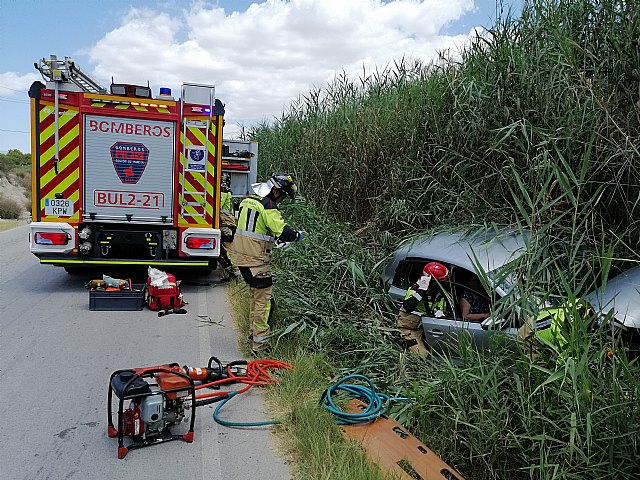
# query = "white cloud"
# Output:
<box><xmin>86</xmin><ymin>0</ymin><xmax>478</xmax><ymax>135</ymax></box>
<box><xmin>0</xmin><ymin>72</ymin><xmax>40</xmax><ymax>97</ymax></box>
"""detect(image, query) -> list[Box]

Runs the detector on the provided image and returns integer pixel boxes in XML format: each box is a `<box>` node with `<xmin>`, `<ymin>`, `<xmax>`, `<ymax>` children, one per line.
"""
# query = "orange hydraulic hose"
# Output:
<box><xmin>194</xmin><ymin>359</ymin><xmax>292</xmax><ymax>400</ymax></box>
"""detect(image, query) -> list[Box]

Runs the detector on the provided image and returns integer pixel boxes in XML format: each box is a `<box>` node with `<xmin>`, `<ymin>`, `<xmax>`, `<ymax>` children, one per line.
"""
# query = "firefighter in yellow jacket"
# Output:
<box><xmin>231</xmin><ymin>173</ymin><xmax>302</xmax><ymax>353</ymax></box>
<box><xmin>397</xmin><ymin>262</ymin><xmax>449</xmax><ymax>356</ymax></box>
<box><xmin>218</xmin><ymin>172</ymin><xmax>237</xmax><ymax>282</ymax></box>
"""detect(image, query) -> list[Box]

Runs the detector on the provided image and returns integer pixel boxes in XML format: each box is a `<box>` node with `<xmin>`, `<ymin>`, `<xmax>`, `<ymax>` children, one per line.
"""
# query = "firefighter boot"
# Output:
<box><xmin>218</xmin><ymin>245</ymin><xmax>237</xmax><ymax>283</ymax></box>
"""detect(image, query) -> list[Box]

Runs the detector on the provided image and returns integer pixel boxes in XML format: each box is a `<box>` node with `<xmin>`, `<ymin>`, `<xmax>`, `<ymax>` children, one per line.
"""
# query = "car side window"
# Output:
<box><xmin>452</xmin><ymin>269</ymin><xmax>492</xmax><ymax>323</ymax></box>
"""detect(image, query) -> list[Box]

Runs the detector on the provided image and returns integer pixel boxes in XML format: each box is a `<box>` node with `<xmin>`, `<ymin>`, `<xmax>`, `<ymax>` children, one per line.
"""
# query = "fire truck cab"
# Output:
<box><xmin>28</xmin><ymin>55</ymin><xmax>245</xmax><ymax>271</ymax></box>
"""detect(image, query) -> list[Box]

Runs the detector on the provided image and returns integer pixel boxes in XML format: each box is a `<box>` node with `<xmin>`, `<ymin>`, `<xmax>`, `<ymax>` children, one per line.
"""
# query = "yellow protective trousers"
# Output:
<box><xmin>397</xmin><ymin>310</ymin><xmax>427</xmax><ymax>356</ymax></box>
<box><xmin>239</xmin><ymin>265</ymin><xmax>274</xmax><ymax>351</ymax></box>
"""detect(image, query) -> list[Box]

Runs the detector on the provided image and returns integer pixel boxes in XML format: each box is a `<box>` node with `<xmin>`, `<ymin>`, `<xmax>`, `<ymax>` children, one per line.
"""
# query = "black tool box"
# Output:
<box><xmin>89</xmin><ymin>284</ymin><xmax>145</xmax><ymax>311</ymax></box>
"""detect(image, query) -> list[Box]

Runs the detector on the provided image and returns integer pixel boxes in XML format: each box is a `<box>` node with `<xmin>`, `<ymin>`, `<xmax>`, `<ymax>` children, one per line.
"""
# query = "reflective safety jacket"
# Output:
<box><xmin>220</xmin><ymin>191</ymin><xmax>236</xmax><ymax>236</ymax></box>
<box><xmin>231</xmin><ymin>195</ymin><xmax>297</xmax><ymax>267</ymax></box>
<box><xmin>402</xmin><ymin>286</ymin><xmax>445</xmax><ymax>316</ymax></box>
<box><xmin>533</xmin><ymin>299</ymin><xmax>591</xmax><ymax>353</ymax></box>
<box><xmin>220</xmin><ymin>191</ymin><xmax>232</xmax><ymax>212</ymax></box>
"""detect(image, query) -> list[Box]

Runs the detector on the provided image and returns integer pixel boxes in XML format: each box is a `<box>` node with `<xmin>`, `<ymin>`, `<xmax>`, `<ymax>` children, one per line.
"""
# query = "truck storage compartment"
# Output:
<box><xmin>94</xmin><ymin>228</ymin><xmax>163</xmax><ymax>259</ymax></box>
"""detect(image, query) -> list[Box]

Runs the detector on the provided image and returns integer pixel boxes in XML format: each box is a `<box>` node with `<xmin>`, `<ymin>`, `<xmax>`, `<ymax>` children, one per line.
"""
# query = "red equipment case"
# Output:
<box><xmin>146</xmin><ymin>273</ymin><xmax>185</xmax><ymax>310</ymax></box>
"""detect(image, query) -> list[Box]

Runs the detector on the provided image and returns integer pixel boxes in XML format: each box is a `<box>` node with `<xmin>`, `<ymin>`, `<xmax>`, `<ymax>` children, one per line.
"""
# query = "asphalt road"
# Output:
<box><xmin>0</xmin><ymin>225</ymin><xmax>290</xmax><ymax>480</ymax></box>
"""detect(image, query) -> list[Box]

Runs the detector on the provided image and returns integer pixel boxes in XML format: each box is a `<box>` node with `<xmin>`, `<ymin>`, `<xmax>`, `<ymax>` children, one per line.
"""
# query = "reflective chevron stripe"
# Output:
<box><xmin>38</xmin><ymin>104</ymin><xmax>80</xmax><ymax>223</ymax></box>
<box><xmin>178</xmin><ymin>122</ymin><xmax>218</xmax><ymax>226</ymax></box>
<box><xmin>89</xmin><ymin>102</ymin><xmax>172</xmax><ymax>113</ymax></box>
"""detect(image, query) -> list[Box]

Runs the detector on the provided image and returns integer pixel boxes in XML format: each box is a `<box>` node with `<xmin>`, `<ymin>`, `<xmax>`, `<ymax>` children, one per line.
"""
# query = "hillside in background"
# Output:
<box><xmin>0</xmin><ymin>150</ymin><xmax>31</xmax><ymax>219</ymax></box>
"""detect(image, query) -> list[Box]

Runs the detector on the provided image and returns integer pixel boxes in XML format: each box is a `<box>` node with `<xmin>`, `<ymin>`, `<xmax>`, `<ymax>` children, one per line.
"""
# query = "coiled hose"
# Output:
<box><xmin>320</xmin><ymin>374</ymin><xmax>410</xmax><ymax>425</ymax></box>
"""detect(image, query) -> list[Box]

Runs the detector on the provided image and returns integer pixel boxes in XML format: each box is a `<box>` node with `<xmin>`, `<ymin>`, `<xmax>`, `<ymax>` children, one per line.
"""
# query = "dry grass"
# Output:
<box><xmin>0</xmin><ymin>219</ymin><xmax>24</xmax><ymax>232</ymax></box>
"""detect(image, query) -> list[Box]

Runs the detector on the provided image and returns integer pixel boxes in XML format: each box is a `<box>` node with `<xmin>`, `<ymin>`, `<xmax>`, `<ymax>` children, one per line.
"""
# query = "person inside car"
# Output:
<box><xmin>458</xmin><ymin>274</ymin><xmax>491</xmax><ymax>322</ymax></box>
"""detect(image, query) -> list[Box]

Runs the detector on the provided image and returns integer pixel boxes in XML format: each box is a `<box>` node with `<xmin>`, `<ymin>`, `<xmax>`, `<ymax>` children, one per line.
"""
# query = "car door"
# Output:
<box><xmin>449</xmin><ymin>319</ymin><xmax>488</xmax><ymax>351</ymax></box>
<box><xmin>423</xmin><ymin>315</ymin><xmax>518</xmax><ymax>356</ymax></box>
<box><xmin>427</xmin><ymin>268</ymin><xmax>517</xmax><ymax>354</ymax></box>
<box><xmin>421</xmin><ymin>315</ymin><xmax>454</xmax><ymax>355</ymax></box>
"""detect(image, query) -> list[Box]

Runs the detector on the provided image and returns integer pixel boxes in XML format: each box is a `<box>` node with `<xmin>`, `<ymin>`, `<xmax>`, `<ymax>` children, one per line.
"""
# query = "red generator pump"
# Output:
<box><xmin>107</xmin><ymin>365</ymin><xmax>196</xmax><ymax>459</ymax></box>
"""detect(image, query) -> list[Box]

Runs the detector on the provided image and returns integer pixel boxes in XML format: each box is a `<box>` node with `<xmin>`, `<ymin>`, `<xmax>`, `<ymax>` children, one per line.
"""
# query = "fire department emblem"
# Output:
<box><xmin>190</xmin><ymin>149</ymin><xmax>205</xmax><ymax>162</ymax></box>
<box><xmin>186</xmin><ymin>148</ymin><xmax>206</xmax><ymax>171</ymax></box>
<box><xmin>110</xmin><ymin>142</ymin><xmax>149</xmax><ymax>184</ymax></box>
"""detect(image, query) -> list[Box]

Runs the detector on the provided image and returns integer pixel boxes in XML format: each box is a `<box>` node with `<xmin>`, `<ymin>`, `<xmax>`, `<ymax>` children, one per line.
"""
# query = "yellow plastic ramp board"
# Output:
<box><xmin>341</xmin><ymin>399</ymin><xmax>464</xmax><ymax>480</ymax></box>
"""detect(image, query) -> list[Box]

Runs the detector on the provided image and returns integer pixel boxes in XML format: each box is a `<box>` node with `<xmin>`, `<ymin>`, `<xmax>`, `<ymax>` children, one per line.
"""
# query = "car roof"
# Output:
<box><xmin>584</xmin><ymin>265</ymin><xmax>640</xmax><ymax>328</ymax></box>
<box><xmin>396</xmin><ymin>229</ymin><xmax>528</xmax><ymax>274</ymax></box>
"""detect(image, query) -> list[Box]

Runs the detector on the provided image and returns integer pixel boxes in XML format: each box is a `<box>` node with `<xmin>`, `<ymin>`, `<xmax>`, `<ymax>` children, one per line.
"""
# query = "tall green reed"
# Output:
<box><xmin>244</xmin><ymin>1</ymin><xmax>640</xmax><ymax>478</ymax></box>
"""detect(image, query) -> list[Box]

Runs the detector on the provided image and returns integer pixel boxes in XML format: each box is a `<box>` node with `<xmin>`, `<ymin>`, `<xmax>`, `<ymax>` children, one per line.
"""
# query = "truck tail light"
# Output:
<box><xmin>186</xmin><ymin>237</ymin><xmax>216</xmax><ymax>249</ymax></box>
<box><xmin>35</xmin><ymin>232</ymin><xmax>69</xmax><ymax>245</ymax></box>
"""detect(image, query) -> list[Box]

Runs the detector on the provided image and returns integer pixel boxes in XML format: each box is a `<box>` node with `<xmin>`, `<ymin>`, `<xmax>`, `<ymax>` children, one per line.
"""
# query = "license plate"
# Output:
<box><xmin>45</xmin><ymin>198</ymin><xmax>74</xmax><ymax>216</ymax></box>
<box><xmin>94</xmin><ymin>190</ymin><xmax>165</xmax><ymax>209</ymax></box>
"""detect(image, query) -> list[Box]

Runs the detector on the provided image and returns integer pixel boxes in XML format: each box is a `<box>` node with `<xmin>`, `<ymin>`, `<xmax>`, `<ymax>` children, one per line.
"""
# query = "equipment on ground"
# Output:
<box><xmin>108</xmin><ymin>364</ymin><xmax>196</xmax><ymax>459</ymax></box>
<box><xmin>323</xmin><ymin>374</ymin><xmax>464</xmax><ymax>480</ymax></box>
<box><xmin>146</xmin><ymin>272</ymin><xmax>186</xmax><ymax>310</ymax></box>
<box><xmin>28</xmin><ymin>54</ymin><xmax>258</xmax><ymax>271</ymax></box>
<box><xmin>341</xmin><ymin>399</ymin><xmax>464</xmax><ymax>480</ymax></box>
<box><xmin>157</xmin><ymin>307</ymin><xmax>188</xmax><ymax>317</ymax></box>
<box><xmin>108</xmin><ymin>356</ymin><xmax>292</xmax><ymax>458</ymax></box>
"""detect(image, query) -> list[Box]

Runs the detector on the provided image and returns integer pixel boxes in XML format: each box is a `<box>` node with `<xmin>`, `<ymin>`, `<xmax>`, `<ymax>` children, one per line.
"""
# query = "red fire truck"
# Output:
<box><xmin>28</xmin><ymin>55</ymin><xmax>253</xmax><ymax>271</ymax></box>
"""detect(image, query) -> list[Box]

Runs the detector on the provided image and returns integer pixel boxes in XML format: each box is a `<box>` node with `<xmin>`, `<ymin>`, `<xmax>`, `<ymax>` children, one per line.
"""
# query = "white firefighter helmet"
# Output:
<box><xmin>251</xmin><ymin>181</ymin><xmax>273</xmax><ymax>197</ymax></box>
<box><xmin>251</xmin><ymin>173</ymin><xmax>297</xmax><ymax>199</ymax></box>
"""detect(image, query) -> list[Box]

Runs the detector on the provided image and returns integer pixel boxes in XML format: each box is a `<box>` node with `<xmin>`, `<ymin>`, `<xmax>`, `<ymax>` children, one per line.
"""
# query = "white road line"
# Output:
<box><xmin>199</xmin><ymin>286</ymin><xmax>223</xmax><ymax>480</ymax></box>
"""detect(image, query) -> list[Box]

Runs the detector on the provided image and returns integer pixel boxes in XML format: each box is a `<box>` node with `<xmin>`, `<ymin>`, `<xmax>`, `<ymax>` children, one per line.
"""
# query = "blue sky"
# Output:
<box><xmin>0</xmin><ymin>0</ymin><xmax>522</xmax><ymax>153</ymax></box>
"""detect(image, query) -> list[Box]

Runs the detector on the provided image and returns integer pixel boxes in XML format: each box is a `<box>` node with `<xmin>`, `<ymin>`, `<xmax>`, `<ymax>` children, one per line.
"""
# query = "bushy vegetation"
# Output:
<box><xmin>254</xmin><ymin>0</ymin><xmax>640</xmax><ymax>258</ymax></box>
<box><xmin>0</xmin><ymin>150</ymin><xmax>31</xmax><ymax>217</ymax></box>
<box><xmin>246</xmin><ymin>0</ymin><xmax>640</xmax><ymax>479</ymax></box>
<box><xmin>0</xmin><ymin>150</ymin><xmax>30</xmax><ymax>174</ymax></box>
<box><xmin>267</xmin><ymin>198</ymin><xmax>639</xmax><ymax>479</ymax></box>
<box><xmin>0</xmin><ymin>195</ymin><xmax>23</xmax><ymax>219</ymax></box>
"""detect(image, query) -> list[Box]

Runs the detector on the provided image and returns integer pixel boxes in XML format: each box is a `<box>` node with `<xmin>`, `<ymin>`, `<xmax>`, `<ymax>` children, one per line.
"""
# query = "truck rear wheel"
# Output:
<box><xmin>64</xmin><ymin>266</ymin><xmax>82</xmax><ymax>274</ymax></box>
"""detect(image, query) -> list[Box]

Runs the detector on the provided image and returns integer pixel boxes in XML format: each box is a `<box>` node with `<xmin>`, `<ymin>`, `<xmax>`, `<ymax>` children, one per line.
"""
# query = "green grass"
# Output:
<box><xmin>228</xmin><ymin>281</ymin><xmax>392</xmax><ymax>480</ymax></box>
<box><xmin>228</xmin><ymin>1</ymin><xmax>640</xmax><ymax>478</ymax></box>
<box><xmin>269</xmin><ymin>354</ymin><xmax>388</xmax><ymax>480</ymax></box>
<box><xmin>232</xmin><ymin>200</ymin><xmax>640</xmax><ymax>479</ymax></box>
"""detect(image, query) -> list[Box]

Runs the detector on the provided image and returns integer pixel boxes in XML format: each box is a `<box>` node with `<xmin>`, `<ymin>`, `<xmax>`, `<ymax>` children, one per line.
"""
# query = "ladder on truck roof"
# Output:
<box><xmin>35</xmin><ymin>55</ymin><xmax>106</xmax><ymax>94</ymax></box>
<box><xmin>34</xmin><ymin>55</ymin><xmax>107</xmax><ymax>175</ymax></box>
<box><xmin>180</xmin><ymin>83</ymin><xmax>216</xmax><ymax>220</ymax></box>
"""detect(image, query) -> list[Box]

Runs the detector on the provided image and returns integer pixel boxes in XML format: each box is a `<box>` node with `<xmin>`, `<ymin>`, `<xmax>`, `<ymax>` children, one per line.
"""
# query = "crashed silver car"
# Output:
<box><xmin>584</xmin><ymin>265</ymin><xmax>640</xmax><ymax>357</ymax></box>
<box><xmin>383</xmin><ymin>229</ymin><xmax>640</xmax><ymax>357</ymax></box>
<box><xmin>382</xmin><ymin>230</ymin><xmax>527</xmax><ymax>355</ymax></box>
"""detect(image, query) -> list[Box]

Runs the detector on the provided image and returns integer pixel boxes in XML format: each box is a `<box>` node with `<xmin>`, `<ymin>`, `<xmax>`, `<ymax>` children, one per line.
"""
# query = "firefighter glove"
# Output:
<box><xmin>416</xmin><ymin>275</ymin><xmax>431</xmax><ymax>290</ymax></box>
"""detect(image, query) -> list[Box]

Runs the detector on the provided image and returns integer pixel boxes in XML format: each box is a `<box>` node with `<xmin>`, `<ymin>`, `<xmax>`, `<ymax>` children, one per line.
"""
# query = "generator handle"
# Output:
<box><xmin>207</xmin><ymin>356</ymin><xmax>223</xmax><ymax>371</ymax></box>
